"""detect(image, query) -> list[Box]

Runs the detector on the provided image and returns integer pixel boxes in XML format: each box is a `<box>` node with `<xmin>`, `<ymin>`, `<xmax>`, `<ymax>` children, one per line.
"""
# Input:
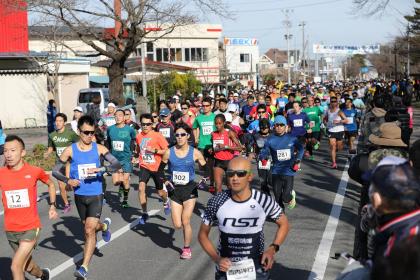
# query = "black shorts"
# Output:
<box><xmin>199</xmin><ymin>145</ymin><xmax>213</xmax><ymax>159</ymax></box>
<box><xmin>169</xmin><ymin>181</ymin><xmax>198</xmax><ymax>204</ymax></box>
<box><xmin>214</xmin><ymin>158</ymin><xmax>230</xmax><ymax>171</ymax></box>
<box><xmin>306</xmin><ymin>131</ymin><xmax>321</xmax><ymax>141</ymax></box>
<box><xmin>328</xmin><ymin>131</ymin><xmax>344</xmax><ymax>140</ymax></box>
<box><xmin>75</xmin><ymin>194</ymin><xmax>103</xmax><ymax>221</ymax></box>
<box><xmin>139</xmin><ymin>167</ymin><xmax>163</xmax><ymax>190</ymax></box>
<box><xmin>296</xmin><ymin>135</ymin><xmax>306</xmax><ymax>145</ymax></box>
<box><xmin>345</xmin><ymin>131</ymin><xmax>358</xmax><ymax>138</ymax></box>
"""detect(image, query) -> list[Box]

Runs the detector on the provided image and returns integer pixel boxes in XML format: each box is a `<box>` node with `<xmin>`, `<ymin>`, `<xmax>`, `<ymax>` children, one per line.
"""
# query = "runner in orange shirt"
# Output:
<box><xmin>135</xmin><ymin>113</ymin><xmax>170</xmax><ymax>224</ymax></box>
<box><xmin>0</xmin><ymin>135</ymin><xmax>58</xmax><ymax>280</ymax></box>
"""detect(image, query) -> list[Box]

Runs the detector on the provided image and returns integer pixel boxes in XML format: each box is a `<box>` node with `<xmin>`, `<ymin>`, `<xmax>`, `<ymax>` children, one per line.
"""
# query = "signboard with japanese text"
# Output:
<box><xmin>224</xmin><ymin>38</ymin><xmax>258</xmax><ymax>46</ymax></box>
<box><xmin>313</xmin><ymin>44</ymin><xmax>380</xmax><ymax>55</ymax></box>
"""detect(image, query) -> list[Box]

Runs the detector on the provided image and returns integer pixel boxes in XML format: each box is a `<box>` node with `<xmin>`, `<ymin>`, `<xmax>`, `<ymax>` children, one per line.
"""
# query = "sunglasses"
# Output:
<box><xmin>181</xmin><ymin>107</ymin><xmax>189</xmax><ymax>110</ymax></box>
<box><xmin>175</xmin><ymin>133</ymin><xmax>188</xmax><ymax>138</ymax></box>
<box><xmin>152</xmin><ymin>115</ymin><xmax>158</xmax><ymax>118</ymax></box>
<box><xmin>226</xmin><ymin>169</ymin><xmax>251</xmax><ymax>178</ymax></box>
<box><xmin>330</xmin><ymin>100</ymin><xmax>338</xmax><ymax>103</ymax></box>
<box><xmin>141</xmin><ymin>122</ymin><xmax>153</xmax><ymax>126</ymax></box>
<box><xmin>260</xmin><ymin>126</ymin><xmax>269</xmax><ymax>130</ymax></box>
<box><xmin>274</xmin><ymin>123</ymin><xmax>285</xmax><ymax>127</ymax></box>
<box><xmin>301</xmin><ymin>101</ymin><xmax>307</xmax><ymax>103</ymax></box>
<box><xmin>81</xmin><ymin>130</ymin><xmax>95</xmax><ymax>136</ymax></box>
<box><xmin>124</xmin><ymin>113</ymin><xmax>131</xmax><ymax>116</ymax></box>
<box><xmin>202</xmin><ymin>104</ymin><xmax>211</xmax><ymax>107</ymax></box>
<box><xmin>257</xmin><ymin>111</ymin><xmax>266</xmax><ymax>114</ymax></box>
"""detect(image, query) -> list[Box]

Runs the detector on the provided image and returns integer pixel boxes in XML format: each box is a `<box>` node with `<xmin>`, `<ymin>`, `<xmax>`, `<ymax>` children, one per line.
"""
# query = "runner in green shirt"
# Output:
<box><xmin>44</xmin><ymin>113</ymin><xmax>79</xmax><ymax>213</ymax></box>
<box><xmin>193</xmin><ymin>97</ymin><xmax>216</xmax><ymax>191</ymax></box>
<box><xmin>302</xmin><ymin>96</ymin><xmax>323</xmax><ymax>160</ymax></box>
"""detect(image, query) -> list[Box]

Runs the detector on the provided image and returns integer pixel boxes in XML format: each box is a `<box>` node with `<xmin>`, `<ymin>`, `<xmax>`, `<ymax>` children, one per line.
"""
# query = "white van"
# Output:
<box><xmin>77</xmin><ymin>88</ymin><xmax>110</xmax><ymax>114</ymax></box>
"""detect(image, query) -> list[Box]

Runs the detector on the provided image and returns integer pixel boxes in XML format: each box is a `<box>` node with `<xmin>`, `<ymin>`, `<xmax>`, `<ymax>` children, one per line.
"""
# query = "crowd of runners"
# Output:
<box><xmin>0</xmin><ymin>78</ymin><xmax>419</xmax><ymax>280</ymax></box>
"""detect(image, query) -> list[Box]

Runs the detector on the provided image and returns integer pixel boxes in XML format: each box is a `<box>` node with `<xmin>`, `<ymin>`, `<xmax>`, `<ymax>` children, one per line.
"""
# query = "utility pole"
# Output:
<box><xmin>406</xmin><ymin>24</ymin><xmax>411</xmax><ymax>78</ymax></box>
<box><xmin>282</xmin><ymin>9</ymin><xmax>293</xmax><ymax>85</ymax></box>
<box><xmin>299</xmin><ymin>21</ymin><xmax>306</xmax><ymax>81</ymax></box>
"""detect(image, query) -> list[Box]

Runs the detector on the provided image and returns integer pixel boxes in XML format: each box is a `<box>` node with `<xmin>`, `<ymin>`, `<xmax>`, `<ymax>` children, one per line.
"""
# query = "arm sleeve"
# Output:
<box><xmin>103</xmin><ymin>152</ymin><xmax>122</xmax><ymax>172</ymax></box>
<box><xmin>52</xmin><ymin>160</ymin><xmax>69</xmax><ymax>183</ymax></box>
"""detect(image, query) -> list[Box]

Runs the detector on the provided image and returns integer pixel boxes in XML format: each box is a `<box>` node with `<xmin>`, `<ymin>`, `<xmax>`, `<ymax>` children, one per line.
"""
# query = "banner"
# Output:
<box><xmin>313</xmin><ymin>44</ymin><xmax>380</xmax><ymax>55</ymax></box>
<box><xmin>224</xmin><ymin>38</ymin><xmax>258</xmax><ymax>46</ymax></box>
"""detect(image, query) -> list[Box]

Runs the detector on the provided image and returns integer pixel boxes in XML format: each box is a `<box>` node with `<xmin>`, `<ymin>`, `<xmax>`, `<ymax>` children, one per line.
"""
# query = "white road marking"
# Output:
<box><xmin>307</xmin><ymin>161</ymin><xmax>350</xmax><ymax>280</ymax></box>
<box><xmin>50</xmin><ymin>209</ymin><xmax>161</xmax><ymax>278</ymax></box>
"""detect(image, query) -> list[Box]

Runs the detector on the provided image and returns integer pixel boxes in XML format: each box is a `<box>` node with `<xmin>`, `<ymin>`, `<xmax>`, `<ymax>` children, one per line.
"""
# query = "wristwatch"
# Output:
<box><xmin>48</xmin><ymin>201</ymin><xmax>57</xmax><ymax>207</ymax></box>
<box><xmin>269</xmin><ymin>243</ymin><xmax>279</xmax><ymax>252</ymax></box>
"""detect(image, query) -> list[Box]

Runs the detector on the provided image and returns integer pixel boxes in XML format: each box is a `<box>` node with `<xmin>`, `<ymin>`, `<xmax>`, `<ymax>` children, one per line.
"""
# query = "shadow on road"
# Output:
<box><xmin>0</xmin><ymin>257</ymin><xmax>12</xmax><ymax>280</ymax></box>
<box><xmin>270</xmin><ymin>262</ymin><xmax>311</xmax><ymax>279</ymax></box>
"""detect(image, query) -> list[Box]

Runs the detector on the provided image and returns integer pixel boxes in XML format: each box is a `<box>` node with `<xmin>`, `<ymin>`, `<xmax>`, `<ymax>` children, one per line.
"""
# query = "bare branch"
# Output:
<box><xmin>351</xmin><ymin>0</ymin><xmax>391</xmax><ymax>17</ymax></box>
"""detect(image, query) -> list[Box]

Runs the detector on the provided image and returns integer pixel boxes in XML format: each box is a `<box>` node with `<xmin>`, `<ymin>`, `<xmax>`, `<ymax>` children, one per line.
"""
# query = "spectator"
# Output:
<box><xmin>47</xmin><ymin>99</ymin><xmax>57</xmax><ymax>133</ymax></box>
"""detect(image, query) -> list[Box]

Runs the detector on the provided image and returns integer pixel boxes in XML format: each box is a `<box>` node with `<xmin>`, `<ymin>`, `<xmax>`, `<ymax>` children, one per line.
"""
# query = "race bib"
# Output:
<box><xmin>226</xmin><ymin>259</ymin><xmax>256</xmax><ymax>280</ymax></box>
<box><xmin>112</xmin><ymin>141</ymin><xmax>124</xmax><ymax>152</ymax></box>
<box><xmin>78</xmin><ymin>163</ymin><xmax>97</xmax><ymax>180</ymax></box>
<box><xmin>56</xmin><ymin>147</ymin><xmax>66</xmax><ymax>157</ymax></box>
<box><xmin>310</xmin><ymin>121</ymin><xmax>315</xmax><ymax>128</ymax></box>
<box><xmin>159</xmin><ymin>128</ymin><xmax>170</xmax><ymax>138</ymax></box>
<box><xmin>258</xmin><ymin>159</ymin><xmax>271</xmax><ymax>170</ymax></box>
<box><xmin>105</xmin><ymin>118</ymin><xmax>115</xmax><ymax>127</ymax></box>
<box><xmin>172</xmin><ymin>171</ymin><xmax>189</xmax><ymax>185</ymax></box>
<box><xmin>213</xmin><ymin>139</ymin><xmax>224</xmax><ymax>149</ymax></box>
<box><xmin>203</xmin><ymin>126</ymin><xmax>213</xmax><ymax>135</ymax></box>
<box><xmin>141</xmin><ymin>153</ymin><xmax>155</xmax><ymax>164</ymax></box>
<box><xmin>346</xmin><ymin>117</ymin><xmax>354</xmax><ymax>124</ymax></box>
<box><xmin>276</xmin><ymin>149</ymin><xmax>291</xmax><ymax>161</ymax></box>
<box><xmin>5</xmin><ymin>189</ymin><xmax>30</xmax><ymax>209</ymax></box>
<box><xmin>278</xmin><ymin>101</ymin><xmax>285</xmax><ymax>108</ymax></box>
<box><xmin>293</xmin><ymin>119</ymin><xmax>303</xmax><ymax>127</ymax></box>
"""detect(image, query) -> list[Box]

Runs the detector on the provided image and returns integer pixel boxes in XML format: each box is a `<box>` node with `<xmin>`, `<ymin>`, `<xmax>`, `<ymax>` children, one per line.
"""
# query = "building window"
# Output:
<box><xmin>147</xmin><ymin>42</ymin><xmax>153</xmax><ymax>52</ymax></box>
<box><xmin>175</xmin><ymin>48</ymin><xmax>182</xmax><ymax>61</ymax></box>
<box><xmin>185</xmin><ymin>48</ymin><xmax>190</xmax><ymax>61</ymax></box>
<box><xmin>240</xmin><ymin>53</ymin><xmax>250</xmax><ymax>63</ymax></box>
<box><xmin>156</xmin><ymin>47</ymin><xmax>208</xmax><ymax>62</ymax></box>
<box><xmin>163</xmin><ymin>48</ymin><xmax>169</xmax><ymax>62</ymax></box>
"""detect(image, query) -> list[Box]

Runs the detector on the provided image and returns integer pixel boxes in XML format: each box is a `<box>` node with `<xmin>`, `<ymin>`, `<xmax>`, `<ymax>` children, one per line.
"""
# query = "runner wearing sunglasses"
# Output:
<box><xmin>259</xmin><ymin>115</ymin><xmax>304</xmax><ymax>210</ymax></box>
<box><xmin>52</xmin><ymin>115</ymin><xmax>121</xmax><ymax>278</ymax></box>
<box><xmin>198</xmin><ymin>157</ymin><xmax>289</xmax><ymax>280</ymax></box>
<box><xmin>161</xmin><ymin>123</ymin><xmax>207</xmax><ymax>259</ymax></box>
<box><xmin>135</xmin><ymin>113</ymin><xmax>170</xmax><ymax>224</ymax></box>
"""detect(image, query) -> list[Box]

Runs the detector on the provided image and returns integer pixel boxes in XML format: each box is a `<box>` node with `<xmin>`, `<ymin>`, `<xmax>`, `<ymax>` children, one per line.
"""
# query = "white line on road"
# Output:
<box><xmin>50</xmin><ymin>209</ymin><xmax>161</xmax><ymax>278</ymax></box>
<box><xmin>307</xmin><ymin>161</ymin><xmax>350</xmax><ymax>280</ymax></box>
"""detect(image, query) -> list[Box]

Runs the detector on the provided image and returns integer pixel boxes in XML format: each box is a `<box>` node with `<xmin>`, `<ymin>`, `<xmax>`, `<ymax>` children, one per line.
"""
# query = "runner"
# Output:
<box><xmin>135</xmin><ymin>113</ymin><xmax>170</xmax><ymax>224</ymax></box>
<box><xmin>52</xmin><ymin>115</ymin><xmax>120</xmax><ymax>278</ymax></box>
<box><xmin>247</xmin><ymin>118</ymin><xmax>272</xmax><ymax>194</ymax></box>
<box><xmin>193</xmin><ymin>97</ymin><xmax>216</xmax><ymax>191</ymax></box>
<box><xmin>198</xmin><ymin>157</ymin><xmax>289</xmax><ymax>280</ymax></box>
<box><xmin>71</xmin><ymin>106</ymin><xmax>84</xmax><ymax>135</ymax></box>
<box><xmin>303</xmin><ymin>96</ymin><xmax>323</xmax><ymax>160</ymax></box>
<box><xmin>124</xmin><ymin>109</ymin><xmax>141</xmax><ymax>131</ymax></box>
<box><xmin>107</xmin><ymin>109</ymin><xmax>137</xmax><ymax>208</ymax></box>
<box><xmin>0</xmin><ymin>135</ymin><xmax>58</xmax><ymax>280</ymax></box>
<box><xmin>325</xmin><ymin>96</ymin><xmax>349</xmax><ymax>169</ymax></box>
<box><xmin>180</xmin><ymin>102</ymin><xmax>196</xmax><ymax>128</ymax></box>
<box><xmin>161</xmin><ymin>123</ymin><xmax>207</xmax><ymax>259</ymax></box>
<box><xmin>211</xmin><ymin>114</ymin><xmax>243</xmax><ymax>193</ymax></box>
<box><xmin>259</xmin><ymin>115</ymin><xmax>304</xmax><ymax>209</ymax></box>
<box><xmin>156</xmin><ymin>108</ymin><xmax>176</xmax><ymax>147</ymax></box>
<box><xmin>287</xmin><ymin>101</ymin><xmax>310</xmax><ymax>151</ymax></box>
<box><xmin>342</xmin><ymin>98</ymin><xmax>359</xmax><ymax>154</ymax></box>
<box><xmin>44</xmin><ymin>113</ymin><xmax>79</xmax><ymax>213</ymax></box>
<box><xmin>98</xmin><ymin>103</ymin><xmax>117</xmax><ymax>146</ymax></box>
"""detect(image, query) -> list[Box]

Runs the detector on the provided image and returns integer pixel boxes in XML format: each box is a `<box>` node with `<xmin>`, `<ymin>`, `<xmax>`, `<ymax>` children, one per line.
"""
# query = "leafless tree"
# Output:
<box><xmin>352</xmin><ymin>0</ymin><xmax>391</xmax><ymax>16</ymax></box>
<box><xmin>26</xmin><ymin>0</ymin><xmax>229</xmax><ymax>104</ymax></box>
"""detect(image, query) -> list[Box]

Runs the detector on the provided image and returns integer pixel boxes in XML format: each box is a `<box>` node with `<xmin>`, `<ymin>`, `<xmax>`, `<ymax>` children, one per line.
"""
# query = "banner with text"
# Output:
<box><xmin>313</xmin><ymin>44</ymin><xmax>380</xmax><ymax>55</ymax></box>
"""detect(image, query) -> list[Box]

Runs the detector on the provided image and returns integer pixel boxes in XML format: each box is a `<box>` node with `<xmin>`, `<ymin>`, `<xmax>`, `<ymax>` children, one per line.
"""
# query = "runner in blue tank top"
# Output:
<box><xmin>161</xmin><ymin>123</ymin><xmax>207</xmax><ymax>260</ymax></box>
<box><xmin>52</xmin><ymin>115</ymin><xmax>122</xmax><ymax>279</ymax></box>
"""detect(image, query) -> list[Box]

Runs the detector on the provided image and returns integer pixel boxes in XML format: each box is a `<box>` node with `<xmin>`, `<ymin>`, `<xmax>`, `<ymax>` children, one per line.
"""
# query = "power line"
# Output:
<box><xmin>231</xmin><ymin>0</ymin><xmax>346</xmax><ymax>13</ymax></box>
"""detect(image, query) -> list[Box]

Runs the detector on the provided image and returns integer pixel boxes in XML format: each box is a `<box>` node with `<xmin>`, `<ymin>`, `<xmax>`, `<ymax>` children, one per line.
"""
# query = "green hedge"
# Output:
<box><xmin>24</xmin><ymin>144</ymin><xmax>56</xmax><ymax>171</ymax></box>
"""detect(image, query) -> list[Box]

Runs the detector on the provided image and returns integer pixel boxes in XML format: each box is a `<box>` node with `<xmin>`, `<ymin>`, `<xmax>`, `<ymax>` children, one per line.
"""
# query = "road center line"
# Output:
<box><xmin>307</xmin><ymin>161</ymin><xmax>350</xmax><ymax>280</ymax></box>
<box><xmin>50</xmin><ymin>209</ymin><xmax>161</xmax><ymax>278</ymax></box>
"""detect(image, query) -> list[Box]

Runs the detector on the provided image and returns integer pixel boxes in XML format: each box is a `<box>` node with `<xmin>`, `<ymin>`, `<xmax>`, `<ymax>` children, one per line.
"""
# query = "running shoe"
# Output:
<box><xmin>138</xmin><ymin>213</ymin><xmax>149</xmax><ymax>225</ymax></box>
<box><xmin>74</xmin><ymin>265</ymin><xmax>88</xmax><ymax>279</ymax></box>
<box><xmin>208</xmin><ymin>185</ymin><xmax>216</xmax><ymax>194</ymax></box>
<box><xmin>102</xmin><ymin>217</ymin><xmax>112</xmax><ymax>242</ymax></box>
<box><xmin>287</xmin><ymin>190</ymin><xmax>296</xmax><ymax>210</ymax></box>
<box><xmin>164</xmin><ymin>199</ymin><xmax>171</xmax><ymax>215</ymax></box>
<box><xmin>62</xmin><ymin>204</ymin><xmax>71</xmax><ymax>214</ymax></box>
<box><xmin>313</xmin><ymin>142</ymin><xmax>320</xmax><ymax>150</ymax></box>
<box><xmin>331</xmin><ymin>162</ymin><xmax>337</xmax><ymax>169</ymax></box>
<box><xmin>197</xmin><ymin>177</ymin><xmax>208</xmax><ymax>190</ymax></box>
<box><xmin>38</xmin><ymin>268</ymin><xmax>50</xmax><ymax>280</ymax></box>
<box><xmin>121</xmin><ymin>201</ymin><xmax>130</xmax><ymax>208</ymax></box>
<box><xmin>180</xmin><ymin>247</ymin><xmax>192</xmax><ymax>259</ymax></box>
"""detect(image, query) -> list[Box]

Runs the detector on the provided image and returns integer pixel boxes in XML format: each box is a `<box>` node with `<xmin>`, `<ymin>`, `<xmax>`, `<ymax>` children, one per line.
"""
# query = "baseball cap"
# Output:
<box><xmin>273</xmin><ymin>115</ymin><xmax>287</xmax><ymax>125</ymax></box>
<box><xmin>227</xmin><ymin>103</ymin><xmax>238</xmax><ymax>113</ymax></box>
<box><xmin>197</xmin><ymin>93</ymin><xmax>203</xmax><ymax>98</ymax></box>
<box><xmin>73</xmin><ymin>106</ymin><xmax>83</xmax><ymax>112</ymax></box>
<box><xmin>159</xmin><ymin>108</ymin><xmax>170</xmax><ymax>116</ymax></box>
<box><xmin>108</xmin><ymin>103</ymin><xmax>116</xmax><ymax>108</ymax></box>
<box><xmin>225</xmin><ymin>112</ymin><xmax>233</xmax><ymax>123</ymax></box>
<box><xmin>233</xmin><ymin>93</ymin><xmax>239</xmax><ymax>97</ymax></box>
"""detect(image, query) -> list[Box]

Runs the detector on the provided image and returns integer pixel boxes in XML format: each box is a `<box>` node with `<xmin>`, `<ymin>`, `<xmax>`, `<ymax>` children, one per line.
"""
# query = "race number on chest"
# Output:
<box><xmin>5</xmin><ymin>189</ymin><xmax>30</xmax><ymax>209</ymax></box>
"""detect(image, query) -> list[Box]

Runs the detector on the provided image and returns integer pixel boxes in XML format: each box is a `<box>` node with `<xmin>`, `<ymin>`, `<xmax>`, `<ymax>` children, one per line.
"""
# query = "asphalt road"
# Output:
<box><xmin>1</xmin><ymin>106</ymin><xmax>419</xmax><ymax>280</ymax></box>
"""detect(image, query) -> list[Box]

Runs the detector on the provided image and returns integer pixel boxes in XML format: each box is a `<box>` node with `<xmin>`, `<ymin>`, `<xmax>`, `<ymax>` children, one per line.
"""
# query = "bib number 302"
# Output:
<box><xmin>172</xmin><ymin>171</ymin><xmax>189</xmax><ymax>185</ymax></box>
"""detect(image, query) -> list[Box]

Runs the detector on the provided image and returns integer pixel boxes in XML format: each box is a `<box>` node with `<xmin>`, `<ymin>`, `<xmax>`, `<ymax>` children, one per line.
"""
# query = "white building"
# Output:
<box><xmin>224</xmin><ymin>37</ymin><xmax>259</xmax><ymax>88</ymax></box>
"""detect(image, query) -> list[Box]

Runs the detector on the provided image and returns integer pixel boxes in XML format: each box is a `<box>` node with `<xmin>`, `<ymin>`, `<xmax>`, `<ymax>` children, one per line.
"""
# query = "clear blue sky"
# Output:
<box><xmin>206</xmin><ymin>0</ymin><xmax>415</xmax><ymax>56</ymax></box>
